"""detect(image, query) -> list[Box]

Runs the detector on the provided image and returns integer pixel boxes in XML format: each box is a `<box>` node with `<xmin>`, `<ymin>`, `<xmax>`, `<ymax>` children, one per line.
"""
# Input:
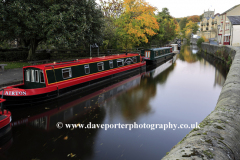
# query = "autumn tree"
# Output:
<box><xmin>0</xmin><ymin>0</ymin><xmax>103</xmax><ymax>60</ymax></box>
<box><xmin>182</xmin><ymin>21</ymin><xmax>199</xmax><ymax>40</ymax></box>
<box><xmin>187</xmin><ymin>15</ymin><xmax>200</xmax><ymax>22</ymax></box>
<box><xmin>115</xmin><ymin>0</ymin><xmax>159</xmax><ymax>49</ymax></box>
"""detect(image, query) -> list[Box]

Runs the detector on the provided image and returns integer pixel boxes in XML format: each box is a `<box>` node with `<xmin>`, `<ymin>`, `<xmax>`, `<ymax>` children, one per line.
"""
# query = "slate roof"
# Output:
<box><xmin>222</xmin><ymin>4</ymin><xmax>240</xmax><ymax>15</ymax></box>
<box><xmin>228</xmin><ymin>16</ymin><xmax>240</xmax><ymax>25</ymax></box>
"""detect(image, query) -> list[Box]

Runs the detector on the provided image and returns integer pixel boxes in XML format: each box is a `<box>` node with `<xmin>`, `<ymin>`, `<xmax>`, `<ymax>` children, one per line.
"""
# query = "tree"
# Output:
<box><xmin>146</xmin><ymin>8</ymin><xmax>178</xmax><ymax>47</ymax></box>
<box><xmin>0</xmin><ymin>0</ymin><xmax>103</xmax><ymax>60</ymax></box>
<box><xmin>179</xmin><ymin>17</ymin><xmax>188</xmax><ymax>30</ymax></box>
<box><xmin>100</xmin><ymin>0</ymin><xmax>124</xmax><ymax>50</ymax></box>
<box><xmin>100</xmin><ymin>0</ymin><xmax>123</xmax><ymax>19</ymax></box>
<box><xmin>115</xmin><ymin>0</ymin><xmax>159</xmax><ymax>49</ymax></box>
<box><xmin>187</xmin><ymin>15</ymin><xmax>200</xmax><ymax>22</ymax></box>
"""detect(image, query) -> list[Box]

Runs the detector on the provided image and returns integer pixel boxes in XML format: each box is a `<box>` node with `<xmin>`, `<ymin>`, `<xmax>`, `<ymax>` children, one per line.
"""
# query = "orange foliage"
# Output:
<box><xmin>187</xmin><ymin>15</ymin><xmax>200</xmax><ymax>22</ymax></box>
<box><xmin>116</xmin><ymin>0</ymin><xmax>159</xmax><ymax>48</ymax></box>
<box><xmin>202</xmin><ymin>36</ymin><xmax>209</xmax><ymax>42</ymax></box>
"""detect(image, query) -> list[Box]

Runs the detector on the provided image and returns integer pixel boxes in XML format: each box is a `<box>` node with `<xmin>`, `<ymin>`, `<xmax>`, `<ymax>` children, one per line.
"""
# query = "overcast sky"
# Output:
<box><xmin>146</xmin><ymin>0</ymin><xmax>240</xmax><ymax>18</ymax></box>
<box><xmin>97</xmin><ymin>0</ymin><xmax>240</xmax><ymax>18</ymax></box>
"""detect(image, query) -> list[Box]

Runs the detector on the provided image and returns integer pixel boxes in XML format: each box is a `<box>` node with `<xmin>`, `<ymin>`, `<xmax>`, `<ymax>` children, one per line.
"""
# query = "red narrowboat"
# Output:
<box><xmin>0</xmin><ymin>53</ymin><xmax>146</xmax><ymax>106</ymax></box>
<box><xmin>0</xmin><ymin>98</ymin><xmax>11</xmax><ymax>129</ymax></box>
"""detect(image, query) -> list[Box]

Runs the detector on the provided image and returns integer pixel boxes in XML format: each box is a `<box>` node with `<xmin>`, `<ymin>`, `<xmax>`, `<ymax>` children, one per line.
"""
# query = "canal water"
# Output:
<box><xmin>0</xmin><ymin>45</ymin><xmax>229</xmax><ymax>160</ymax></box>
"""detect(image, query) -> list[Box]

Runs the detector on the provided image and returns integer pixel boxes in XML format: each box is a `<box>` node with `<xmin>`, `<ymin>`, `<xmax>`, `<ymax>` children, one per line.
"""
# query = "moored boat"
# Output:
<box><xmin>0</xmin><ymin>53</ymin><xmax>146</xmax><ymax>106</ymax></box>
<box><xmin>141</xmin><ymin>47</ymin><xmax>175</xmax><ymax>65</ymax></box>
<box><xmin>0</xmin><ymin>97</ymin><xmax>11</xmax><ymax>129</ymax></box>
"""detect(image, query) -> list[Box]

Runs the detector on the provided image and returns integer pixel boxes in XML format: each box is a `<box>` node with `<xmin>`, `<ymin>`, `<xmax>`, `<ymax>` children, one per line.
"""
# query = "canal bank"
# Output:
<box><xmin>163</xmin><ymin>45</ymin><xmax>240</xmax><ymax>160</ymax></box>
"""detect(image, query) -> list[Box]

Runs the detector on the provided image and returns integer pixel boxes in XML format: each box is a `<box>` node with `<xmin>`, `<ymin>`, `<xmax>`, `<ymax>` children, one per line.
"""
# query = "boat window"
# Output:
<box><xmin>35</xmin><ymin>70</ymin><xmax>39</xmax><ymax>82</ymax></box>
<box><xmin>31</xmin><ymin>70</ymin><xmax>35</xmax><ymax>82</ymax></box>
<box><xmin>109</xmin><ymin>60</ymin><xmax>113</xmax><ymax>68</ymax></box>
<box><xmin>84</xmin><ymin>64</ymin><xmax>90</xmax><ymax>74</ymax></box>
<box><xmin>39</xmin><ymin>70</ymin><xmax>45</xmax><ymax>83</ymax></box>
<box><xmin>25</xmin><ymin>70</ymin><xmax>30</xmax><ymax>81</ymax></box>
<box><xmin>97</xmin><ymin>62</ymin><xmax>104</xmax><ymax>71</ymax></box>
<box><xmin>117</xmin><ymin>59</ymin><xmax>124</xmax><ymax>67</ymax></box>
<box><xmin>62</xmin><ymin>68</ymin><xmax>72</xmax><ymax>79</ymax></box>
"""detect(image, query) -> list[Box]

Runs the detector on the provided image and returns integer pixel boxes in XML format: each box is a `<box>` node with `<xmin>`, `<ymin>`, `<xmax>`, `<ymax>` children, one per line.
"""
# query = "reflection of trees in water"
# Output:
<box><xmin>105</xmin><ymin>59</ymin><xmax>176</xmax><ymax>121</ymax></box>
<box><xmin>197</xmin><ymin>51</ymin><xmax>229</xmax><ymax>86</ymax></box>
<box><xmin>178</xmin><ymin>45</ymin><xmax>201</xmax><ymax>63</ymax></box>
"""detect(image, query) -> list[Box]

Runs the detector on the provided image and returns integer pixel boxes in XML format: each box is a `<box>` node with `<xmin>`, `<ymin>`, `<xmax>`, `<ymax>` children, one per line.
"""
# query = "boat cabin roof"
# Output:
<box><xmin>23</xmin><ymin>53</ymin><xmax>140</xmax><ymax>70</ymax></box>
<box><xmin>149</xmin><ymin>47</ymin><xmax>172</xmax><ymax>51</ymax></box>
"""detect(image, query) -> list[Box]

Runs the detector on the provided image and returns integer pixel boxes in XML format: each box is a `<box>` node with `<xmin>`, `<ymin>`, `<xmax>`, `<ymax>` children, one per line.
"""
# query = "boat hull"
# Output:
<box><xmin>2</xmin><ymin>65</ymin><xmax>146</xmax><ymax>107</ymax></box>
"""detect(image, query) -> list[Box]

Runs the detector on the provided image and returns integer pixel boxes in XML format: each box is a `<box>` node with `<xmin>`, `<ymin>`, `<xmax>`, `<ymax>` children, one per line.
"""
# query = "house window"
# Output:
<box><xmin>84</xmin><ymin>64</ymin><xmax>90</xmax><ymax>74</ymax></box>
<box><xmin>133</xmin><ymin>56</ymin><xmax>137</xmax><ymax>63</ymax></box>
<box><xmin>224</xmin><ymin>36</ymin><xmax>229</xmax><ymax>42</ymax></box>
<box><xmin>35</xmin><ymin>70</ymin><xmax>39</xmax><ymax>82</ymax></box>
<box><xmin>109</xmin><ymin>60</ymin><xmax>113</xmax><ymax>68</ymax></box>
<box><xmin>97</xmin><ymin>62</ymin><xmax>104</xmax><ymax>71</ymax></box>
<box><xmin>25</xmin><ymin>70</ymin><xmax>30</xmax><ymax>81</ymax></box>
<box><xmin>31</xmin><ymin>70</ymin><xmax>35</xmax><ymax>82</ymax></box>
<box><xmin>39</xmin><ymin>70</ymin><xmax>45</xmax><ymax>83</ymax></box>
<box><xmin>62</xmin><ymin>68</ymin><xmax>72</xmax><ymax>79</ymax></box>
<box><xmin>117</xmin><ymin>59</ymin><xmax>124</xmax><ymax>67</ymax></box>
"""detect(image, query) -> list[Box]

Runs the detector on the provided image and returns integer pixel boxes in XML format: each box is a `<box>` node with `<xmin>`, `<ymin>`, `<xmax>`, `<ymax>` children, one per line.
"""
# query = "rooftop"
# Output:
<box><xmin>228</xmin><ymin>16</ymin><xmax>240</xmax><ymax>25</ymax></box>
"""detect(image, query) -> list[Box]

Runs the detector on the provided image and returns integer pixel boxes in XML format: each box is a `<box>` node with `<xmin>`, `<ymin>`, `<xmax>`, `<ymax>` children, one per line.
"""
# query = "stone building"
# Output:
<box><xmin>218</xmin><ymin>4</ymin><xmax>240</xmax><ymax>45</ymax></box>
<box><xmin>198</xmin><ymin>10</ymin><xmax>219</xmax><ymax>39</ymax></box>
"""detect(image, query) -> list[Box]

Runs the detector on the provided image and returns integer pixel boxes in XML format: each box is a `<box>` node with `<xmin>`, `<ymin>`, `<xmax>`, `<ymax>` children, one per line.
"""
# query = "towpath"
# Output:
<box><xmin>0</xmin><ymin>68</ymin><xmax>23</xmax><ymax>89</ymax></box>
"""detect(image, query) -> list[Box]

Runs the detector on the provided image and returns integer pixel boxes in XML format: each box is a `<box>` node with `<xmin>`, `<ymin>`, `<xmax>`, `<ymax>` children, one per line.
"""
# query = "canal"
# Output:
<box><xmin>0</xmin><ymin>45</ymin><xmax>229</xmax><ymax>160</ymax></box>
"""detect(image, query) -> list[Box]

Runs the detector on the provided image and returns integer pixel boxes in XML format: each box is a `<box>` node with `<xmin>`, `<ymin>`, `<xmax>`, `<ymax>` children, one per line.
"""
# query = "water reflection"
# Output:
<box><xmin>0</xmin><ymin>47</ymin><xmax>230</xmax><ymax>159</ymax></box>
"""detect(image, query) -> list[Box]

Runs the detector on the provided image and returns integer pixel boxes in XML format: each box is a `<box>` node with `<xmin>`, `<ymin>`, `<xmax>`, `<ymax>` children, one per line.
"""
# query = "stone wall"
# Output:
<box><xmin>201</xmin><ymin>43</ymin><xmax>236</xmax><ymax>61</ymax></box>
<box><xmin>162</xmin><ymin>45</ymin><xmax>240</xmax><ymax>160</ymax></box>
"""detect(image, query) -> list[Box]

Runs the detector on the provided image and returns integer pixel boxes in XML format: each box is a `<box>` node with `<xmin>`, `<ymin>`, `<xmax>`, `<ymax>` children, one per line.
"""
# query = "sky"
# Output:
<box><xmin>146</xmin><ymin>0</ymin><xmax>240</xmax><ymax>18</ymax></box>
<box><xmin>97</xmin><ymin>0</ymin><xmax>240</xmax><ymax>18</ymax></box>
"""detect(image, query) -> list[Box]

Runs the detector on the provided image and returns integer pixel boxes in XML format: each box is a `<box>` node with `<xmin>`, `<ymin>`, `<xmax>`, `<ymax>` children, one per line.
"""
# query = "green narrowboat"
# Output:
<box><xmin>141</xmin><ymin>47</ymin><xmax>175</xmax><ymax>64</ymax></box>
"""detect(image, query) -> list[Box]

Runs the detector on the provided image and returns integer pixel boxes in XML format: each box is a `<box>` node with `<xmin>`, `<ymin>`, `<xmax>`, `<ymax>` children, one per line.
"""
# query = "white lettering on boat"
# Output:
<box><xmin>5</xmin><ymin>91</ymin><xmax>27</xmax><ymax>96</ymax></box>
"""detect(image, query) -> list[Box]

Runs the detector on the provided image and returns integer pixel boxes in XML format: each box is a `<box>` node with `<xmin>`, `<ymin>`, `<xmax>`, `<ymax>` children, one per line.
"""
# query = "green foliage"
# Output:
<box><xmin>197</xmin><ymin>37</ymin><xmax>204</xmax><ymax>48</ymax></box>
<box><xmin>145</xmin><ymin>8</ymin><xmax>177</xmax><ymax>47</ymax></box>
<box><xmin>179</xmin><ymin>17</ymin><xmax>188</xmax><ymax>30</ymax></box>
<box><xmin>0</xmin><ymin>0</ymin><xmax>103</xmax><ymax>60</ymax></box>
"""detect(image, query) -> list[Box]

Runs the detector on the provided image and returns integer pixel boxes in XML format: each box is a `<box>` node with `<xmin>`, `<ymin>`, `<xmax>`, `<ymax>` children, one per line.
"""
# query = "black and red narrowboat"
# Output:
<box><xmin>0</xmin><ymin>53</ymin><xmax>146</xmax><ymax>106</ymax></box>
<box><xmin>0</xmin><ymin>97</ymin><xmax>11</xmax><ymax>129</ymax></box>
<box><xmin>11</xmin><ymin>73</ymin><xmax>143</xmax><ymax>131</ymax></box>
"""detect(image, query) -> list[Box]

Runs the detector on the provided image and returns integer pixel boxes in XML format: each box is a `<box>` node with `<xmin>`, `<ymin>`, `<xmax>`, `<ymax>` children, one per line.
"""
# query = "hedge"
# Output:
<box><xmin>0</xmin><ymin>51</ymin><xmax>51</xmax><ymax>61</ymax></box>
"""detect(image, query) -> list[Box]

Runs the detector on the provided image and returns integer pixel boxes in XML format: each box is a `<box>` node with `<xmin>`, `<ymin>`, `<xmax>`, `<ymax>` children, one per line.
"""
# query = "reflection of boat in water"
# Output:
<box><xmin>11</xmin><ymin>73</ymin><xmax>144</xmax><ymax>131</ymax></box>
<box><xmin>0</xmin><ymin>95</ymin><xmax>12</xmax><ymax>130</ymax></box>
<box><xmin>0</xmin><ymin>124</ymin><xmax>12</xmax><ymax>155</ymax></box>
<box><xmin>145</xmin><ymin>55</ymin><xmax>176</xmax><ymax>78</ymax></box>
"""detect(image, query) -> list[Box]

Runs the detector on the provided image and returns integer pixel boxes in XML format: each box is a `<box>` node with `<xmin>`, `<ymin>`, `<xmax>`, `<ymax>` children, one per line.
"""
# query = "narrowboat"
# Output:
<box><xmin>141</xmin><ymin>47</ymin><xmax>175</xmax><ymax>65</ymax></box>
<box><xmin>0</xmin><ymin>53</ymin><xmax>146</xmax><ymax>106</ymax></box>
<box><xmin>11</xmin><ymin>73</ymin><xmax>143</xmax><ymax>130</ymax></box>
<box><xmin>0</xmin><ymin>97</ymin><xmax>11</xmax><ymax>129</ymax></box>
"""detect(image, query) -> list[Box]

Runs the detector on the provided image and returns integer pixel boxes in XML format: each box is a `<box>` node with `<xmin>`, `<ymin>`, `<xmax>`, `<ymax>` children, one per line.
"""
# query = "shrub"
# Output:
<box><xmin>0</xmin><ymin>51</ymin><xmax>28</xmax><ymax>61</ymax></box>
<box><xmin>197</xmin><ymin>37</ymin><xmax>205</xmax><ymax>48</ymax></box>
